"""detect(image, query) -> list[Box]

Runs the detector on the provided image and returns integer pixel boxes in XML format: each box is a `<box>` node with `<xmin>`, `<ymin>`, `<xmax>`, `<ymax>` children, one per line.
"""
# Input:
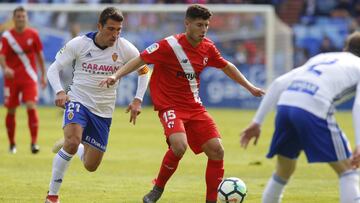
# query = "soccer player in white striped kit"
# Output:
<box><xmin>241</xmin><ymin>32</ymin><xmax>360</xmax><ymax>203</ymax></box>
<box><xmin>45</xmin><ymin>7</ymin><xmax>149</xmax><ymax>203</ymax></box>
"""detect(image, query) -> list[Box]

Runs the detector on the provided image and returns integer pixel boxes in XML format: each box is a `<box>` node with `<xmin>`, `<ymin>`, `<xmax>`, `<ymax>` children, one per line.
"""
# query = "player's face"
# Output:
<box><xmin>98</xmin><ymin>19</ymin><xmax>122</xmax><ymax>47</ymax></box>
<box><xmin>13</xmin><ymin>11</ymin><xmax>27</xmax><ymax>31</ymax></box>
<box><xmin>185</xmin><ymin>18</ymin><xmax>209</xmax><ymax>45</ymax></box>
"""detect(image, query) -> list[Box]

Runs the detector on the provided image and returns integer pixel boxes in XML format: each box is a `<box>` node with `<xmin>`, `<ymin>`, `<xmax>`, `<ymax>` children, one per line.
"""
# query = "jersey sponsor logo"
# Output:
<box><xmin>112</xmin><ymin>53</ymin><xmax>118</xmax><ymax>62</ymax></box>
<box><xmin>176</xmin><ymin>71</ymin><xmax>200</xmax><ymax>80</ymax></box>
<box><xmin>145</xmin><ymin>43</ymin><xmax>159</xmax><ymax>54</ymax></box>
<box><xmin>287</xmin><ymin>80</ymin><xmax>319</xmax><ymax>95</ymax></box>
<box><xmin>81</xmin><ymin>63</ymin><xmax>120</xmax><ymax>75</ymax></box>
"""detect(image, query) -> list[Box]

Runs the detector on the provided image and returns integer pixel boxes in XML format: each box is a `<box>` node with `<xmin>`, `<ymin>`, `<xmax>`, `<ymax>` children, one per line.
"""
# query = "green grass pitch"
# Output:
<box><xmin>0</xmin><ymin>106</ymin><xmax>354</xmax><ymax>203</ymax></box>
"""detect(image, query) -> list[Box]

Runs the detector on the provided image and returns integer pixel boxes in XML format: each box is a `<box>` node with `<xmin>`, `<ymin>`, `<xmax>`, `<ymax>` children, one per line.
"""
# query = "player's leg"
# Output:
<box><xmin>23</xmin><ymin>82</ymin><xmax>40</xmax><ymax>153</ymax></box>
<box><xmin>143</xmin><ymin>132</ymin><xmax>187</xmax><ymax>203</ymax></box>
<box><xmin>184</xmin><ymin>110</ymin><xmax>223</xmax><ymax>203</ymax></box>
<box><xmin>263</xmin><ymin>155</ymin><xmax>296</xmax><ymax>203</ymax></box>
<box><xmin>46</xmin><ymin>101</ymin><xmax>86</xmax><ymax>202</ymax></box>
<box><xmin>202</xmin><ymin>138</ymin><xmax>224</xmax><ymax>203</ymax></box>
<box><xmin>4</xmin><ymin>80</ymin><xmax>19</xmax><ymax>153</ymax></box>
<box><xmin>263</xmin><ymin>106</ymin><xmax>301</xmax><ymax>203</ymax></box>
<box><xmin>329</xmin><ymin>159</ymin><xmax>360</xmax><ymax>203</ymax></box>
<box><xmin>143</xmin><ymin>109</ymin><xmax>186</xmax><ymax>203</ymax></box>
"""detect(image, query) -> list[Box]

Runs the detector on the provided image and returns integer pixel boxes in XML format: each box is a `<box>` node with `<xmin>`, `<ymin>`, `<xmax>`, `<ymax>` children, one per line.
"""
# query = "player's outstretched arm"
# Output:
<box><xmin>221</xmin><ymin>62</ymin><xmax>265</xmax><ymax>97</ymax></box>
<box><xmin>99</xmin><ymin>56</ymin><xmax>146</xmax><ymax>88</ymax></box>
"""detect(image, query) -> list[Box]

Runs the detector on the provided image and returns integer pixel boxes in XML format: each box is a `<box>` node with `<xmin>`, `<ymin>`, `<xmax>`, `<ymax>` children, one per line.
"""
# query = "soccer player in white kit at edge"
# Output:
<box><xmin>45</xmin><ymin>7</ymin><xmax>149</xmax><ymax>203</ymax></box>
<box><xmin>241</xmin><ymin>31</ymin><xmax>360</xmax><ymax>203</ymax></box>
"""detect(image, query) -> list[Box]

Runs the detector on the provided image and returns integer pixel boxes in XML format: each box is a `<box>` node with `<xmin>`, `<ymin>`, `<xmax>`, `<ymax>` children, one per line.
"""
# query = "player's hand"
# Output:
<box><xmin>3</xmin><ymin>67</ymin><xmax>14</xmax><ymax>79</ymax></box>
<box><xmin>99</xmin><ymin>75</ymin><xmax>117</xmax><ymax>88</ymax></box>
<box><xmin>40</xmin><ymin>76</ymin><xmax>47</xmax><ymax>89</ymax></box>
<box><xmin>55</xmin><ymin>91</ymin><xmax>69</xmax><ymax>109</ymax></box>
<box><xmin>350</xmin><ymin>145</ymin><xmax>360</xmax><ymax>169</ymax></box>
<box><xmin>240</xmin><ymin>122</ymin><xmax>261</xmax><ymax>149</ymax></box>
<box><xmin>249</xmin><ymin>86</ymin><xmax>265</xmax><ymax>97</ymax></box>
<box><xmin>126</xmin><ymin>98</ymin><xmax>142</xmax><ymax>125</ymax></box>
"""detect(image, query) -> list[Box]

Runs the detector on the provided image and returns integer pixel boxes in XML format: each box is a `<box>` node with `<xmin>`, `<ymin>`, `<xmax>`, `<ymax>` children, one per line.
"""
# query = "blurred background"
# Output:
<box><xmin>0</xmin><ymin>0</ymin><xmax>358</xmax><ymax>109</ymax></box>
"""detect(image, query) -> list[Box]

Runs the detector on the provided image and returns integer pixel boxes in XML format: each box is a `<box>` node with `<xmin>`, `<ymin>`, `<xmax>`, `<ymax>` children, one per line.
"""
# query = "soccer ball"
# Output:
<box><xmin>217</xmin><ymin>177</ymin><xmax>247</xmax><ymax>203</ymax></box>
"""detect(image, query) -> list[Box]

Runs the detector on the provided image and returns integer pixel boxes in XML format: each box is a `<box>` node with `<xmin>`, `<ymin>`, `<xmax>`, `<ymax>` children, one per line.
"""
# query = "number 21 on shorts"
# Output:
<box><xmin>163</xmin><ymin>110</ymin><xmax>176</xmax><ymax>128</ymax></box>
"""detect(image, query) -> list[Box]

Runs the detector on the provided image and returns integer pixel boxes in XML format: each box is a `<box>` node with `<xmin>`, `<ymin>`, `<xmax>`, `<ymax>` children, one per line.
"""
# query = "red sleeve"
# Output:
<box><xmin>207</xmin><ymin>43</ymin><xmax>228</xmax><ymax>69</ymax></box>
<box><xmin>33</xmin><ymin>30</ymin><xmax>43</xmax><ymax>52</ymax></box>
<box><xmin>0</xmin><ymin>37</ymin><xmax>10</xmax><ymax>55</ymax></box>
<box><xmin>140</xmin><ymin>40</ymin><xmax>168</xmax><ymax>65</ymax></box>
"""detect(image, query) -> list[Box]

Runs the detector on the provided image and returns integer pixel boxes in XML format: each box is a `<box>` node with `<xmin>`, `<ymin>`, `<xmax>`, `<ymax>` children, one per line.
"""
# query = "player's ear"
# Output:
<box><xmin>97</xmin><ymin>23</ymin><xmax>102</xmax><ymax>31</ymax></box>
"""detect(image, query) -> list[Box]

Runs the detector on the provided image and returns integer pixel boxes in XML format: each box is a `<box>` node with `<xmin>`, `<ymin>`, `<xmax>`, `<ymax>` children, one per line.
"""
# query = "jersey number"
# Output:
<box><xmin>163</xmin><ymin>110</ymin><xmax>176</xmax><ymax>128</ymax></box>
<box><xmin>307</xmin><ymin>59</ymin><xmax>338</xmax><ymax>76</ymax></box>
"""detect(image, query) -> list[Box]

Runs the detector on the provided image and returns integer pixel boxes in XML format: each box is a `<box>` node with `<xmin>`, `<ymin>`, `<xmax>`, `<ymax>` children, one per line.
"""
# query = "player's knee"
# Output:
<box><xmin>210</xmin><ymin>145</ymin><xmax>224</xmax><ymax>160</ymax></box>
<box><xmin>84</xmin><ymin>162</ymin><xmax>99</xmax><ymax>172</ymax></box>
<box><xmin>64</xmin><ymin>137</ymin><xmax>81</xmax><ymax>154</ymax></box>
<box><xmin>171</xmin><ymin>142</ymin><xmax>187</xmax><ymax>157</ymax></box>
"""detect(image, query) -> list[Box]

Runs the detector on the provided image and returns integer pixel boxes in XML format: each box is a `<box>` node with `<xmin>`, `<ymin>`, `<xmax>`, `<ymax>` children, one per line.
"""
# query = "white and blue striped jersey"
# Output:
<box><xmin>48</xmin><ymin>32</ymin><xmax>140</xmax><ymax>118</ymax></box>
<box><xmin>253</xmin><ymin>52</ymin><xmax>360</xmax><ymax>145</ymax></box>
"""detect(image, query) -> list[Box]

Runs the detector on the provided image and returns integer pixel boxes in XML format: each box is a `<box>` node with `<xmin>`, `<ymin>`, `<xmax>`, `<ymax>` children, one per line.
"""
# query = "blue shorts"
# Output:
<box><xmin>267</xmin><ymin>105</ymin><xmax>351</xmax><ymax>163</ymax></box>
<box><xmin>63</xmin><ymin>101</ymin><xmax>112</xmax><ymax>152</ymax></box>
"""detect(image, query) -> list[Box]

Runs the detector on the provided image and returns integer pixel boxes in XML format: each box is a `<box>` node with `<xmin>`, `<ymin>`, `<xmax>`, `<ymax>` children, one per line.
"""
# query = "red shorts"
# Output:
<box><xmin>158</xmin><ymin>108</ymin><xmax>221</xmax><ymax>154</ymax></box>
<box><xmin>3</xmin><ymin>79</ymin><xmax>38</xmax><ymax>108</ymax></box>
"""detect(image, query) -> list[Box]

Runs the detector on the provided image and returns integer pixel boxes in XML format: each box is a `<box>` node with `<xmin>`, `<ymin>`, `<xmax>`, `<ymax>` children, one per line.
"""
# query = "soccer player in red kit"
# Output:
<box><xmin>0</xmin><ymin>6</ymin><xmax>47</xmax><ymax>154</ymax></box>
<box><xmin>100</xmin><ymin>4</ymin><xmax>265</xmax><ymax>203</ymax></box>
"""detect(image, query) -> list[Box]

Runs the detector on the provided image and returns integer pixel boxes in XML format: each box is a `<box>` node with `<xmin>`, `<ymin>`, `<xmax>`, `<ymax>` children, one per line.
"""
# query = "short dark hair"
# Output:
<box><xmin>98</xmin><ymin>7</ymin><xmax>123</xmax><ymax>26</ymax></box>
<box><xmin>185</xmin><ymin>4</ymin><xmax>212</xmax><ymax>20</ymax></box>
<box><xmin>13</xmin><ymin>6</ymin><xmax>26</xmax><ymax>17</ymax></box>
<box><xmin>344</xmin><ymin>32</ymin><xmax>360</xmax><ymax>57</ymax></box>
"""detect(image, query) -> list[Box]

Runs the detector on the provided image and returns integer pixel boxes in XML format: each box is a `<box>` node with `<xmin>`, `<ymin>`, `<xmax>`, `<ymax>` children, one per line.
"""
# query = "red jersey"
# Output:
<box><xmin>0</xmin><ymin>27</ymin><xmax>43</xmax><ymax>83</ymax></box>
<box><xmin>140</xmin><ymin>33</ymin><xmax>228</xmax><ymax>111</ymax></box>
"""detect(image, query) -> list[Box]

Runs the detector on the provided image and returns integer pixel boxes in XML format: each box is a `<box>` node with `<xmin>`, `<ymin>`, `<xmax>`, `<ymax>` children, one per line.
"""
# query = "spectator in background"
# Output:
<box><xmin>0</xmin><ymin>6</ymin><xmax>47</xmax><ymax>154</ymax></box>
<box><xmin>319</xmin><ymin>36</ymin><xmax>339</xmax><ymax>53</ymax></box>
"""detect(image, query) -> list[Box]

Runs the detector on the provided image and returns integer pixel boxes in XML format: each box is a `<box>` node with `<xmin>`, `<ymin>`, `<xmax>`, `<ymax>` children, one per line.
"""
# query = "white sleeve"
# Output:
<box><xmin>55</xmin><ymin>37</ymin><xmax>79</xmax><ymax>68</ymax></box>
<box><xmin>47</xmin><ymin>61</ymin><xmax>66</xmax><ymax>94</ymax></box>
<box><xmin>352</xmin><ymin>83</ymin><xmax>360</xmax><ymax>146</ymax></box>
<box><xmin>253</xmin><ymin>68</ymin><xmax>301</xmax><ymax>124</ymax></box>
<box><xmin>134</xmin><ymin>71</ymin><xmax>149</xmax><ymax>101</ymax></box>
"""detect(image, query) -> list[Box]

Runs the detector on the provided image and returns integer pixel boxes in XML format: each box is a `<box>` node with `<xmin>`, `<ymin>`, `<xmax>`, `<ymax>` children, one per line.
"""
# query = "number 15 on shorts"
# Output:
<box><xmin>163</xmin><ymin>110</ymin><xmax>176</xmax><ymax>128</ymax></box>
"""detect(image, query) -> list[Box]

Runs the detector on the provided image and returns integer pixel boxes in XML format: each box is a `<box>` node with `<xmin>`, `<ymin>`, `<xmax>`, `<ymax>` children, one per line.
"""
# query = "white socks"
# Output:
<box><xmin>262</xmin><ymin>174</ymin><xmax>287</xmax><ymax>203</ymax></box>
<box><xmin>339</xmin><ymin>170</ymin><xmax>360</xmax><ymax>203</ymax></box>
<box><xmin>77</xmin><ymin>143</ymin><xmax>84</xmax><ymax>163</ymax></box>
<box><xmin>48</xmin><ymin>148</ymin><xmax>73</xmax><ymax>195</ymax></box>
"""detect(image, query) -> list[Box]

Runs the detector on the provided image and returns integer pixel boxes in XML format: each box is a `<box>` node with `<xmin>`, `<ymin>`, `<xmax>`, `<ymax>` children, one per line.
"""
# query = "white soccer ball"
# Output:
<box><xmin>217</xmin><ymin>177</ymin><xmax>247</xmax><ymax>203</ymax></box>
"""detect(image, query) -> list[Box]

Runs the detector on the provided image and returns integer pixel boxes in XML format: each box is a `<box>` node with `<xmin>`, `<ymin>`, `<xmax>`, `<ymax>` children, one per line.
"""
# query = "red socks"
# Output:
<box><xmin>206</xmin><ymin>159</ymin><xmax>224</xmax><ymax>201</ymax></box>
<box><xmin>27</xmin><ymin>109</ymin><xmax>39</xmax><ymax>144</ymax></box>
<box><xmin>155</xmin><ymin>149</ymin><xmax>182</xmax><ymax>188</ymax></box>
<box><xmin>6</xmin><ymin>113</ymin><xmax>16</xmax><ymax>145</ymax></box>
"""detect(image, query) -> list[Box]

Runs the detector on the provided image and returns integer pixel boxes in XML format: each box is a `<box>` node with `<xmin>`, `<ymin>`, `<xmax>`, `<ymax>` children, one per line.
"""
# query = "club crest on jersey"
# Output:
<box><xmin>27</xmin><ymin>38</ymin><xmax>33</xmax><ymax>46</ymax></box>
<box><xmin>67</xmin><ymin>112</ymin><xmax>74</xmax><ymax>120</ymax></box>
<box><xmin>112</xmin><ymin>53</ymin><xmax>118</xmax><ymax>62</ymax></box>
<box><xmin>145</xmin><ymin>43</ymin><xmax>159</xmax><ymax>54</ymax></box>
<box><xmin>203</xmin><ymin>57</ymin><xmax>208</xmax><ymax>66</ymax></box>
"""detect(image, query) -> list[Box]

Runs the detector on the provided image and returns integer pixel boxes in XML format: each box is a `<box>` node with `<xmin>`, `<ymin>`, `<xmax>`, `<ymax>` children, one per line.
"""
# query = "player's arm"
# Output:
<box><xmin>351</xmin><ymin>83</ymin><xmax>360</xmax><ymax>168</ymax></box>
<box><xmin>0</xmin><ymin>38</ymin><xmax>14</xmax><ymax>79</ymax></box>
<box><xmin>47</xmin><ymin>61</ymin><xmax>69</xmax><ymax>108</ymax></box>
<box><xmin>126</xmin><ymin>65</ymin><xmax>150</xmax><ymax>125</ymax></box>
<box><xmin>240</xmin><ymin>70</ymin><xmax>295</xmax><ymax>149</ymax></box>
<box><xmin>36</xmin><ymin>51</ymin><xmax>47</xmax><ymax>89</ymax></box>
<box><xmin>221</xmin><ymin>62</ymin><xmax>265</xmax><ymax>97</ymax></box>
<box><xmin>99</xmin><ymin>56</ymin><xmax>146</xmax><ymax>88</ymax></box>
